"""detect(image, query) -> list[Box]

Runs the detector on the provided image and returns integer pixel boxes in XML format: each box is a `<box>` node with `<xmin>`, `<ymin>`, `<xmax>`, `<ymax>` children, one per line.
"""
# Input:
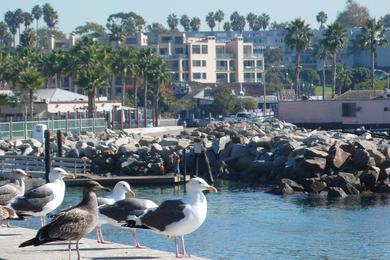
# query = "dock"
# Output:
<box><xmin>0</xmin><ymin>227</ymin><xmax>207</xmax><ymax>260</ymax></box>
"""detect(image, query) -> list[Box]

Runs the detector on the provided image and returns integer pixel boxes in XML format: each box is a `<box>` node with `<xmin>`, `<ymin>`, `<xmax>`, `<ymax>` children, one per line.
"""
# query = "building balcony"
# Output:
<box><xmin>244</xmin><ymin>78</ymin><xmax>256</xmax><ymax>83</ymax></box>
<box><xmin>216</xmin><ymin>66</ymin><xmax>228</xmax><ymax>72</ymax></box>
<box><xmin>244</xmin><ymin>53</ymin><xmax>263</xmax><ymax>59</ymax></box>
<box><xmin>217</xmin><ymin>53</ymin><xmax>234</xmax><ymax>59</ymax></box>
<box><xmin>160</xmin><ymin>54</ymin><xmax>189</xmax><ymax>59</ymax></box>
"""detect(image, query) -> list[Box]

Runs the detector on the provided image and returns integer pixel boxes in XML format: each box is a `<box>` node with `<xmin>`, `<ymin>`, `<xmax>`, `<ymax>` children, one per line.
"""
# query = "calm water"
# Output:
<box><xmin>18</xmin><ymin>181</ymin><xmax>390</xmax><ymax>260</ymax></box>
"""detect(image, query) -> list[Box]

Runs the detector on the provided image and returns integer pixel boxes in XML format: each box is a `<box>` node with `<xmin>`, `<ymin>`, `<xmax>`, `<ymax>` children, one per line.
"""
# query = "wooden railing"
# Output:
<box><xmin>0</xmin><ymin>155</ymin><xmax>91</xmax><ymax>174</ymax></box>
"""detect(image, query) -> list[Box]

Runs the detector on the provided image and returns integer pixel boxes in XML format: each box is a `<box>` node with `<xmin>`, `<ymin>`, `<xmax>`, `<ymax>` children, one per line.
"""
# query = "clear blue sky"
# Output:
<box><xmin>1</xmin><ymin>0</ymin><xmax>389</xmax><ymax>35</ymax></box>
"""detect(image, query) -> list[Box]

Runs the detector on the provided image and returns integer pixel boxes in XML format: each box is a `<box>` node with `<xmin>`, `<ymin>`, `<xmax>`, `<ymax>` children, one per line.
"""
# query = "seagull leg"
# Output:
<box><xmin>130</xmin><ymin>229</ymin><xmax>143</xmax><ymax>248</ymax></box>
<box><xmin>68</xmin><ymin>241</ymin><xmax>72</xmax><ymax>260</ymax></box>
<box><xmin>98</xmin><ymin>225</ymin><xmax>112</xmax><ymax>244</ymax></box>
<box><xmin>76</xmin><ymin>240</ymin><xmax>81</xmax><ymax>260</ymax></box>
<box><xmin>174</xmin><ymin>237</ymin><xmax>180</xmax><ymax>258</ymax></box>
<box><xmin>40</xmin><ymin>216</ymin><xmax>45</xmax><ymax>227</ymax></box>
<box><xmin>181</xmin><ymin>235</ymin><xmax>191</xmax><ymax>258</ymax></box>
<box><xmin>6</xmin><ymin>220</ymin><xmax>16</xmax><ymax>228</ymax></box>
<box><xmin>96</xmin><ymin>226</ymin><xmax>102</xmax><ymax>243</ymax></box>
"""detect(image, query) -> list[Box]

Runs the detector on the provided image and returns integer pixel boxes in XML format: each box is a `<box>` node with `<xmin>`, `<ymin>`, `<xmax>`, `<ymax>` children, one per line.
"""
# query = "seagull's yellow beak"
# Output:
<box><xmin>128</xmin><ymin>190</ymin><xmax>136</xmax><ymax>198</ymax></box>
<box><xmin>66</xmin><ymin>173</ymin><xmax>76</xmax><ymax>179</ymax></box>
<box><xmin>208</xmin><ymin>186</ymin><xmax>218</xmax><ymax>193</ymax></box>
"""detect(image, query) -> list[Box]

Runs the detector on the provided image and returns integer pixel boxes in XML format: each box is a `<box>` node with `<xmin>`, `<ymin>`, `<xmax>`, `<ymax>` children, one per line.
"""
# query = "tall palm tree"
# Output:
<box><xmin>259</xmin><ymin>13</ymin><xmax>271</xmax><ymax>30</ymax></box>
<box><xmin>16</xmin><ymin>66</ymin><xmax>44</xmax><ymax>120</ymax></box>
<box><xmin>223</xmin><ymin>22</ymin><xmax>231</xmax><ymax>31</ymax></box>
<box><xmin>285</xmin><ymin>18</ymin><xmax>313</xmax><ymax>98</ymax></box>
<box><xmin>13</xmin><ymin>9</ymin><xmax>24</xmax><ymax>36</ymax></box>
<box><xmin>214</xmin><ymin>10</ymin><xmax>225</xmax><ymax>31</ymax></box>
<box><xmin>32</xmin><ymin>5</ymin><xmax>43</xmax><ymax>32</ymax></box>
<box><xmin>108</xmin><ymin>24</ymin><xmax>125</xmax><ymax>47</ymax></box>
<box><xmin>19</xmin><ymin>27</ymin><xmax>37</xmax><ymax>49</ymax></box>
<box><xmin>206</xmin><ymin>12</ymin><xmax>216</xmax><ymax>32</ymax></box>
<box><xmin>138</xmin><ymin>48</ymin><xmax>154</xmax><ymax>127</ymax></box>
<box><xmin>314</xmin><ymin>41</ymin><xmax>330</xmax><ymax>100</ymax></box>
<box><xmin>316</xmin><ymin>11</ymin><xmax>328</xmax><ymax>29</ymax></box>
<box><xmin>128</xmin><ymin>48</ymin><xmax>140</xmax><ymax>127</ymax></box>
<box><xmin>190</xmin><ymin>17</ymin><xmax>201</xmax><ymax>31</ymax></box>
<box><xmin>4</xmin><ymin>11</ymin><xmax>17</xmax><ymax>47</ymax></box>
<box><xmin>180</xmin><ymin>15</ymin><xmax>191</xmax><ymax>32</ymax></box>
<box><xmin>22</xmin><ymin>12</ymin><xmax>33</xmax><ymax>29</ymax></box>
<box><xmin>321</xmin><ymin>22</ymin><xmax>347</xmax><ymax>98</ymax></box>
<box><xmin>149</xmin><ymin>56</ymin><xmax>170</xmax><ymax>126</ymax></box>
<box><xmin>111</xmin><ymin>47</ymin><xmax>133</xmax><ymax>105</ymax></box>
<box><xmin>167</xmin><ymin>14</ymin><xmax>179</xmax><ymax>31</ymax></box>
<box><xmin>358</xmin><ymin>18</ymin><xmax>388</xmax><ymax>90</ymax></box>
<box><xmin>42</xmin><ymin>3</ymin><xmax>59</xmax><ymax>28</ymax></box>
<box><xmin>246</xmin><ymin>13</ymin><xmax>257</xmax><ymax>31</ymax></box>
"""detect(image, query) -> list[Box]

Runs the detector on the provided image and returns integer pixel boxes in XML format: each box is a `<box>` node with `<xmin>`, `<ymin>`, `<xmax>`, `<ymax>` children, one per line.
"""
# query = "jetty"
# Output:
<box><xmin>0</xmin><ymin>227</ymin><xmax>207</xmax><ymax>260</ymax></box>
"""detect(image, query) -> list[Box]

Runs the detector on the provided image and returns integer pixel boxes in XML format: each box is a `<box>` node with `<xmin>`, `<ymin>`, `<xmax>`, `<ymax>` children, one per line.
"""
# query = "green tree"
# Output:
<box><xmin>0</xmin><ymin>22</ymin><xmax>13</xmax><ymax>48</ymax></box>
<box><xmin>22</xmin><ymin>12</ymin><xmax>33</xmax><ymax>28</ymax></box>
<box><xmin>31</xmin><ymin>5</ymin><xmax>43</xmax><ymax>32</ymax></box>
<box><xmin>380</xmin><ymin>14</ymin><xmax>390</xmax><ymax>28</ymax></box>
<box><xmin>235</xmin><ymin>97</ymin><xmax>257</xmax><ymax>112</ymax></box>
<box><xmin>246</xmin><ymin>13</ymin><xmax>257</xmax><ymax>31</ymax></box>
<box><xmin>336</xmin><ymin>64</ymin><xmax>352</xmax><ymax>93</ymax></box>
<box><xmin>314</xmin><ymin>41</ymin><xmax>330</xmax><ymax>99</ymax></box>
<box><xmin>106</xmin><ymin>12</ymin><xmax>145</xmax><ymax>36</ymax></box>
<box><xmin>4</xmin><ymin>10</ymin><xmax>18</xmax><ymax>47</ymax></box>
<box><xmin>223</xmin><ymin>22</ymin><xmax>231</xmax><ymax>31</ymax></box>
<box><xmin>259</xmin><ymin>13</ymin><xmax>271</xmax><ymax>30</ymax></box>
<box><xmin>321</xmin><ymin>22</ymin><xmax>347</xmax><ymax>98</ymax></box>
<box><xmin>301</xmin><ymin>69</ymin><xmax>320</xmax><ymax>85</ymax></box>
<box><xmin>336</xmin><ymin>0</ymin><xmax>370</xmax><ymax>28</ymax></box>
<box><xmin>264</xmin><ymin>48</ymin><xmax>284</xmax><ymax>67</ymax></box>
<box><xmin>211</xmin><ymin>86</ymin><xmax>236</xmax><ymax>116</ymax></box>
<box><xmin>73</xmin><ymin>22</ymin><xmax>107</xmax><ymax>38</ymax></box>
<box><xmin>214</xmin><ymin>10</ymin><xmax>225</xmax><ymax>31</ymax></box>
<box><xmin>316</xmin><ymin>11</ymin><xmax>328</xmax><ymax>29</ymax></box>
<box><xmin>138</xmin><ymin>48</ymin><xmax>154</xmax><ymax>127</ymax></box>
<box><xmin>190</xmin><ymin>17</ymin><xmax>201</xmax><ymax>31</ymax></box>
<box><xmin>108</xmin><ymin>24</ymin><xmax>125</xmax><ymax>46</ymax></box>
<box><xmin>146</xmin><ymin>23</ymin><xmax>170</xmax><ymax>34</ymax></box>
<box><xmin>36</xmin><ymin>27</ymin><xmax>66</xmax><ymax>50</ymax></box>
<box><xmin>285</xmin><ymin>18</ymin><xmax>313</xmax><ymax>98</ymax></box>
<box><xmin>350</xmin><ymin>67</ymin><xmax>371</xmax><ymax>86</ymax></box>
<box><xmin>13</xmin><ymin>9</ymin><xmax>24</xmax><ymax>35</ymax></box>
<box><xmin>357</xmin><ymin>18</ymin><xmax>388</xmax><ymax>90</ymax></box>
<box><xmin>16</xmin><ymin>66</ymin><xmax>44</xmax><ymax>120</ymax></box>
<box><xmin>270</xmin><ymin>21</ymin><xmax>288</xmax><ymax>30</ymax></box>
<box><xmin>230</xmin><ymin>12</ymin><xmax>246</xmax><ymax>34</ymax></box>
<box><xmin>111</xmin><ymin>47</ymin><xmax>133</xmax><ymax>105</ymax></box>
<box><xmin>42</xmin><ymin>3</ymin><xmax>59</xmax><ymax>28</ymax></box>
<box><xmin>167</xmin><ymin>13</ymin><xmax>179</xmax><ymax>31</ymax></box>
<box><xmin>180</xmin><ymin>15</ymin><xmax>191</xmax><ymax>32</ymax></box>
<box><xmin>206</xmin><ymin>12</ymin><xmax>216</xmax><ymax>32</ymax></box>
<box><xmin>19</xmin><ymin>28</ymin><xmax>37</xmax><ymax>49</ymax></box>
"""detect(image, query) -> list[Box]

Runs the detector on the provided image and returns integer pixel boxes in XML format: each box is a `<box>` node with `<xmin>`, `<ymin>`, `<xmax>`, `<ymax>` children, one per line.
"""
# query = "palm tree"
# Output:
<box><xmin>19</xmin><ymin>27</ymin><xmax>37</xmax><ymax>49</ymax></box>
<box><xmin>42</xmin><ymin>3</ymin><xmax>59</xmax><ymax>28</ymax></box>
<box><xmin>149</xmin><ymin>56</ymin><xmax>170</xmax><ymax>126</ymax></box>
<box><xmin>32</xmin><ymin>5</ymin><xmax>43</xmax><ymax>32</ymax></box>
<box><xmin>108</xmin><ymin>24</ymin><xmax>125</xmax><ymax>46</ymax></box>
<box><xmin>316</xmin><ymin>11</ymin><xmax>328</xmax><ymax>29</ymax></box>
<box><xmin>16</xmin><ymin>66</ymin><xmax>44</xmax><ymax>120</ymax></box>
<box><xmin>73</xmin><ymin>37</ymin><xmax>110</xmax><ymax>117</ymax></box>
<box><xmin>167</xmin><ymin>14</ymin><xmax>179</xmax><ymax>31</ymax></box>
<box><xmin>4</xmin><ymin>11</ymin><xmax>17</xmax><ymax>47</ymax></box>
<box><xmin>111</xmin><ymin>47</ymin><xmax>133</xmax><ymax>105</ymax></box>
<box><xmin>180</xmin><ymin>15</ymin><xmax>191</xmax><ymax>32</ymax></box>
<box><xmin>336</xmin><ymin>64</ymin><xmax>352</xmax><ymax>93</ymax></box>
<box><xmin>14</xmin><ymin>9</ymin><xmax>24</xmax><ymax>36</ymax></box>
<box><xmin>190</xmin><ymin>17</ymin><xmax>201</xmax><ymax>31</ymax></box>
<box><xmin>223</xmin><ymin>22</ymin><xmax>231</xmax><ymax>31</ymax></box>
<box><xmin>22</xmin><ymin>12</ymin><xmax>33</xmax><ymax>29</ymax></box>
<box><xmin>314</xmin><ymin>41</ymin><xmax>330</xmax><ymax>100</ymax></box>
<box><xmin>138</xmin><ymin>48</ymin><xmax>154</xmax><ymax>127</ymax></box>
<box><xmin>259</xmin><ymin>13</ymin><xmax>271</xmax><ymax>30</ymax></box>
<box><xmin>215</xmin><ymin>10</ymin><xmax>225</xmax><ymax>31</ymax></box>
<box><xmin>285</xmin><ymin>18</ymin><xmax>313</xmax><ymax>98</ymax></box>
<box><xmin>321</xmin><ymin>23</ymin><xmax>347</xmax><ymax>98</ymax></box>
<box><xmin>206</xmin><ymin>12</ymin><xmax>216</xmax><ymax>32</ymax></box>
<box><xmin>358</xmin><ymin>18</ymin><xmax>388</xmax><ymax>90</ymax></box>
<box><xmin>246</xmin><ymin>13</ymin><xmax>257</xmax><ymax>31</ymax></box>
<box><xmin>128</xmin><ymin>48</ymin><xmax>140</xmax><ymax>127</ymax></box>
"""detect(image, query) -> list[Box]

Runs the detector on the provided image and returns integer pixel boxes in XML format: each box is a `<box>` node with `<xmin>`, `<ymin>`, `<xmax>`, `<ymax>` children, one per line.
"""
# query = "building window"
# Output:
<box><xmin>342</xmin><ymin>103</ymin><xmax>357</xmax><ymax>117</ymax></box>
<box><xmin>192</xmin><ymin>60</ymin><xmax>201</xmax><ymax>67</ymax></box>
<box><xmin>193</xmin><ymin>73</ymin><xmax>202</xmax><ymax>79</ymax></box>
<box><xmin>202</xmin><ymin>60</ymin><xmax>207</xmax><ymax>67</ymax></box>
<box><xmin>175</xmin><ymin>36</ymin><xmax>183</xmax><ymax>44</ymax></box>
<box><xmin>202</xmin><ymin>45</ymin><xmax>208</xmax><ymax>54</ymax></box>
<box><xmin>202</xmin><ymin>73</ymin><xmax>207</xmax><ymax>79</ymax></box>
<box><xmin>256</xmin><ymin>60</ymin><xmax>263</xmax><ymax>68</ymax></box>
<box><xmin>192</xmin><ymin>45</ymin><xmax>201</xmax><ymax>54</ymax></box>
<box><xmin>174</xmin><ymin>48</ymin><xmax>184</xmax><ymax>54</ymax></box>
<box><xmin>182</xmin><ymin>73</ymin><xmax>189</xmax><ymax>80</ymax></box>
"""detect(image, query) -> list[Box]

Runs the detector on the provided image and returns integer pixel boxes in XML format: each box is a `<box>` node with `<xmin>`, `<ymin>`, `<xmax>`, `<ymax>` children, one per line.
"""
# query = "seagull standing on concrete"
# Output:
<box><xmin>123</xmin><ymin>177</ymin><xmax>217</xmax><ymax>258</ymax></box>
<box><xmin>0</xmin><ymin>206</ymin><xmax>20</xmax><ymax>224</ymax></box>
<box><xmin>99</xmin><ymin>198</ymin><xmax>158</xmax><ymax>248</ymax></box>
<box><xmin>19</xmin><ymin>181</ymin><xmax>111</xmax><ymax>260</ymax></box>
<box><xmin>95</xmin><ymin>181</ymin><xmax>136</xmax><ymax>243</ymax></box>
<box><xmin>11</xmin><ymin>168</ymin><xmax>75</xmax><ymax>226</ymax></box>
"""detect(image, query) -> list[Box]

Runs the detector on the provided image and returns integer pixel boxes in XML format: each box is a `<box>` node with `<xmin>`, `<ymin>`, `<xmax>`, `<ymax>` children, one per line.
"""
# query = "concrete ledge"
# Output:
<box><xmin>123</xmin><ymin>126</ymin><xmax>183</xmax><ymax>135</ymax></box>
<box><xmin>0</xmin><ymin>227</ymin><xmax>207</xmax><ymax>260</ymax></box>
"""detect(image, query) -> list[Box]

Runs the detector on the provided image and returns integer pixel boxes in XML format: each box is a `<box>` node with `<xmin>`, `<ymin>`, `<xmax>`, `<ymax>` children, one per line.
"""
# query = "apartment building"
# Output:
<box><xmin>152</xmin><ymin>32</ymin><xmax>264</xmax><ymax>84</ymax></box>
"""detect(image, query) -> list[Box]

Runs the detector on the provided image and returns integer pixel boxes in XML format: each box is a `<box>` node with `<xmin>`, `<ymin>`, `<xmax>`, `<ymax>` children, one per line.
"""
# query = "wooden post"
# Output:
<box><xmin>128</xmin><ymin>110</ymin><xmax>131</xmax><ymax>128</ymax></box>
<box><xmin>44</xmin><ymin>130</ymin><xmax>51</xmax><ymax>183</ymax></box>
<box><xmin>9</xmin><ymin>118</ymin><xmax>12</xmax><ymax>140</ymax></box>
<box><xmin>182</xmin><ymin>148</ymin><xmax>187</xmax><ymax>192</ymax></box>
<box><xmin>65</xmin><ymin>112</ymin><xmax>69</xmax><ymax>133</ymax></box>
<box><xmin>111</xmin><ymin>108</ymin><xmax>115</xmax><ymax>130</ymax></box>
<box><xmin>203</xmin><ymin>151</ymin><xmax>214</xmax><ymax>184</ymax></box>
<box><xmin>119</xmin><ymin>109</ymin><xmax>123</xmax><ymax>130</ymax></box>
<box><xmin>57</xmin><ymin>130</ymin><xmax>63</xmax><ymax>157</ymax></box>
<box><xmin>24</xmin><ymin>115</ymin><xmax>27</xmax><ymax>139</ymax></box>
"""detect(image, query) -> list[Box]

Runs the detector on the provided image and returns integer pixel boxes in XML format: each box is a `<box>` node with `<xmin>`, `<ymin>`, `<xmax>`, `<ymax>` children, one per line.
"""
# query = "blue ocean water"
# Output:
<box><xmin>18</xmin><ymin>180</ymin><xmax>390</xmax><ymax>260</ymax></box>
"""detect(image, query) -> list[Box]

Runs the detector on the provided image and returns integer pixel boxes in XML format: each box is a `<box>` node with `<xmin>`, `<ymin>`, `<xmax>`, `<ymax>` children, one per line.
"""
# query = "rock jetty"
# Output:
<box><xmin>2</xmin><ymin>118</ymin><xmax>390</xmax><ymax>198</ymax></box>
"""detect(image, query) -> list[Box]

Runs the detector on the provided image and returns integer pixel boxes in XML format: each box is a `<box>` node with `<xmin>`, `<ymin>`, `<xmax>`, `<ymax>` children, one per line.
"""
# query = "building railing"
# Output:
<box><xmin>216</xmin><ymin>66</ymin><xmax>228</xmax><ymax>72</ymax></box>
<box><xmin>216</xmin><ymin>53</ymin><xmax>234</xmax><ymax>59</ymax></box>
<box><xmin>244</xmin><ymin>53</ymin><xmax>264</xmax><ymax>59</ymax></box>
<box><xmin>0</xmin><ymin>118</ymin><xmax>107</xmax><ymax>140</ymax></box>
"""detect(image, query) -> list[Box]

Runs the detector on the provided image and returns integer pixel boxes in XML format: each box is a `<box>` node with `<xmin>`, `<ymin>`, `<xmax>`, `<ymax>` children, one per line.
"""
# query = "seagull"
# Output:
<box><xmin>19</xmin><ymin>181</ymin><xmax>110</xmax><ymax>260</ymax></box>
<box><xmin>0</xmin><ymin>206</ymin><xmax>21</xmax><ymax>225</ymax></box>
<box><xmin>95</xmin><ymin>181</ymin><xmax>136</xmax><ymax>244</ymax></box>
<box><xmin>99</xmin><ymin>198</ymin><xmax>158</xmax><ymax>248</ymax></box>
<box><xmin>0</xmin><ymin>169</ymin><xmax>28</xmax><ymax>206</ymax></box>
<box><xmin>11</xmin><ymin>167</ymin><xmax>75</xmax><ymax>226</ymax></box>
<box><xmin>123</xmin><ymin>177</ymin><xmax>217</xmax><ymax>258</ymax></box>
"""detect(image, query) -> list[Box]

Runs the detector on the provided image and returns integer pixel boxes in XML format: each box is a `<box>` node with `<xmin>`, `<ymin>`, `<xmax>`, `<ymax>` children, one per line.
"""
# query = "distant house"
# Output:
<box><xmin>278</xmin><ymin>89</ymin><xmax>390</xmax><ymax>129</ymax></box>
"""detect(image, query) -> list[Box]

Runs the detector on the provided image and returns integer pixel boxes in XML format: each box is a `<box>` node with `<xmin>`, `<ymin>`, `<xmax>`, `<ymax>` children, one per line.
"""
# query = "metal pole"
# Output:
<box><xmin>182</xmin><ymin>148</ymin><xmax>187</xmax><ymax>193</ymax></box>
<box><xmin>44</xmin><ymin>129</ymin><xmax>51</xmax><ymax>183</ymax></box>
<box><xmin>263</xmin><ymin>70</ymin><xmax>266</xmax><ymax>118</ymax></box>
<box><xmin>24</xmin><ymin>115</ymin><xmax>27</xmax><ymax>139</ymax></box>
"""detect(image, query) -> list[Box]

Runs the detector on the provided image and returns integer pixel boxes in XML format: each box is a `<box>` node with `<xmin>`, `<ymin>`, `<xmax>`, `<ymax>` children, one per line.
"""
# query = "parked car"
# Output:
<box><xmin>177</xmin><ymin>118</ymin><xmax>200</xmax><ymax>127</ymax></box>
<box><xmin>235</xmin><ymin>112</ymin><xmax>256</xmax><ymax>121</ymax></box>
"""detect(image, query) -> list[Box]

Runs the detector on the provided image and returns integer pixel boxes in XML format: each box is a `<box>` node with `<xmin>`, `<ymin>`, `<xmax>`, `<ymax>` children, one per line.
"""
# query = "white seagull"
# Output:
<box><xmin>99</xmin><ymin>198</ymin><xmax>158</xmax><ymax>248</ymax></box>
<box><xmin>123</xmin><ymin>177</ymin><xmax>217</xmax><ymax>258</ymax></box>
<box><xmin>11</xmin><ymin>168</ymin><xmax>75</xmax><ymax>226</ymax></box>
<box><xmin>95</xmin><ymin>181</ymin><xmax>136</xmax><ymax>243</ymax></box>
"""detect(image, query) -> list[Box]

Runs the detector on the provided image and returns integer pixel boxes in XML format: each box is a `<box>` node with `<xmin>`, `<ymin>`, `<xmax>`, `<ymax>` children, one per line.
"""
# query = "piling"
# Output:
<box><xmin>44</xmin><ymin>130</ymin><xmax>51</xmax><ymax>183</ymax></box>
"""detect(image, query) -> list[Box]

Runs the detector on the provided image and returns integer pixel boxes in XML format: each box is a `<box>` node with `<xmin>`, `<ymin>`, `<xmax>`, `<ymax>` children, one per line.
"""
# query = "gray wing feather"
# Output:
<box><xmin>0</xmin><ymin>183</ymin><xmax>20</xmax><ymax>206</ymax></box>
<box><xmin>99</xmin><ymin>198</ymin><xmax>150</xmax><ymax>222</ymax></box>
<box><xmin>140</xmin><ymin>199</ymin><xmax>186</xmax><ymax>231</ymax></box>
<box><xmin>12</xmin><ymin>185</ymin><xmax>54</xmax><ymax>213</ymax></box>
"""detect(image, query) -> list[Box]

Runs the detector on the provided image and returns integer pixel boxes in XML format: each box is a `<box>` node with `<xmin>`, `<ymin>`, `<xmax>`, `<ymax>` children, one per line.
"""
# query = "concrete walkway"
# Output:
<box><xmin>0</xmin><ymin>227</ymin><xmax>207</xmax><ymax>260</ymax></box>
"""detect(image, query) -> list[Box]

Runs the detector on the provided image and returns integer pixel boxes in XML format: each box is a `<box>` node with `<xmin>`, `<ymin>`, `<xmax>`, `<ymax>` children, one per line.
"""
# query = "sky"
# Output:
<box><xmin>1</xmin><ymin>0</ymin><xmax>390</xmax><ymax>35</ymax></box>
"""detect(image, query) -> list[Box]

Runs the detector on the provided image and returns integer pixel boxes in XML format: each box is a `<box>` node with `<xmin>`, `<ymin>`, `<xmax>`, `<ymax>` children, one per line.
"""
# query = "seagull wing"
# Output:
<box><xmin>12</xmin><ymin>184</ymin><xmax>54</xmax><ymax>213</ymax></box>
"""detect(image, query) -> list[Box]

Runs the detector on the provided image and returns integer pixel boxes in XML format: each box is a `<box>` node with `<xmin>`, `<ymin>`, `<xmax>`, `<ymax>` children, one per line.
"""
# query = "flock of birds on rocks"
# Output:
<box><xmin>0</xmin><ymin>168</ymin><xmax>217</xmax><ymax>259</ymax></box>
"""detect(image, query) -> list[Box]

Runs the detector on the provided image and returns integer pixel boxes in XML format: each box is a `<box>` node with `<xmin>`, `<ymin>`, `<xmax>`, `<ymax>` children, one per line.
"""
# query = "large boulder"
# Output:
<box><xmin>360</xmin><ymin>167</ymin><xmax>380</xmax><ymax>190</ymax></box>
<box><xmin>329</xmin><ymin>145</ymin><xmax>351</xmax><ymax>169</ymax></box>
<box><xmin>335</xmin><ymin>172</ymin><xmax>361</xmax><ymax>194</ymax></box>
<box><xmin>212</xmin><ymin>136</ymin><xmax>231</xmax><ymax>154</ymax></box>
<box><xmin>300</xmin><ymin>157</ymin><xmax>327</xmax><ymax>172</ymax></box>
<box><xmin>118</xmin><ymin>143</ymin><xmax>139</xmax><ymax>154</ymax></box>
<box><xmin>139</xmin><ymin>136</ymin><xmax>156</xmax><ymax>146</ymax></box>
<box><xmin>177</xmin><ymin>139</ymin><xmax>191</xmax><ymax>149</ymax></box>
<box><xmin>280</xmin><ymin>178</ymin><xmax>304</xmax><ymax>192</ymax></box>
<box><xmin>159</xmin><ymin>137</ymin><xmax>179</xmax><ymax>147</ymax></box>
<box><xmin>351</xmin><ymin>149</ymin><xmax>370</xmax><ymax>169</ymax></box>
<box><xmin>301</xmin><ymin>178</ymin><xmax>327</xmax><ymax>193</ymax></box>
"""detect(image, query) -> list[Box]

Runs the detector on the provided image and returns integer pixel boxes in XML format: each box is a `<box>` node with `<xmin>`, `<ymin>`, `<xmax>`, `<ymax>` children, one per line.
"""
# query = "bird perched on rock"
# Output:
<box><xmin>19</xmin><ymin>181</ymin><xmax>110</xmax><ymax>260</ymax></box>
<box><xmin>95</xmin><ymin>181</ymin><xmax>136</xmax><ymax>243</ymax></box>
<box><xmin>123</xmin><ymin>177</ymin><xmax>217</xmax><ymax>258</ymax></box>
<box><xmin>11</xmin><ymin>168</ymin><xmax>75</xmax><ymax>226</ymax></box>
<box><xmin>99</xmin><ymin>198</ymin><xmax>158</xmax><ymax>247</ymax></box>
